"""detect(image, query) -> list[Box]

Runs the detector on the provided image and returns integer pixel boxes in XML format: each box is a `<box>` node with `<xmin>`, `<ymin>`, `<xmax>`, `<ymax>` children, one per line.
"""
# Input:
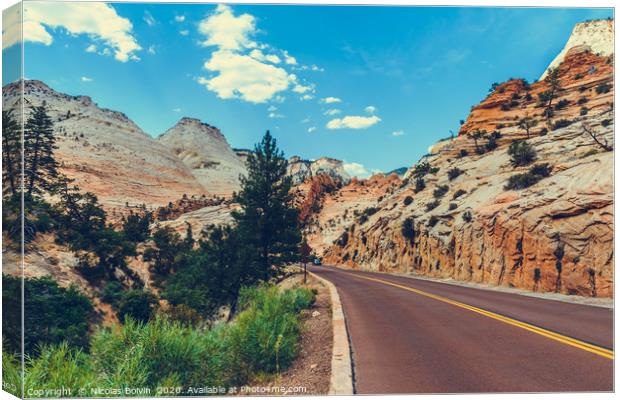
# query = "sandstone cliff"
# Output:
<box><xmin>2</xmin><ymin>80</ymin><xmax>206</xmax><ymax>208</ymax></box>
<box><xmin>157</xmin><ymin>117</ymin><xmax>247</xmax><ymax>197</ymax></box>
<box><xmin>309</xmin><ymin>21</ymin><xmax>614</xmax><ymax>298</ymax></box>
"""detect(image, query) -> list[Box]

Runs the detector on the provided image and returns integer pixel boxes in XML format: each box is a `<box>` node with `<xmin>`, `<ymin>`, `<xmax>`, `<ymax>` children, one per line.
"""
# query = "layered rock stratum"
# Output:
<box><xmin>157</xmin><ymin>118</ymin><xmax>246</xmax><ymax>197</ymax></box>
<box><xmin>2</xmin><ymin>80</ymin><xmax>206</xmax><ymax>208</ymax></box>
<box><xmin>305</xmin><ymin>19</ymin><xmax>614</xmax><ymax>297</ymax></box>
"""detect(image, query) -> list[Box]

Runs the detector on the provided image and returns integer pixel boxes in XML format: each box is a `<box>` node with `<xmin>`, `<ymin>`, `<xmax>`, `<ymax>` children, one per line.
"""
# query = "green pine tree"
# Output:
<box><xmin>2</xmin><ymin>109</ymin><xmax>21</xmax><ymax>197</ymax></box>
<box><xmin>24</xmin><ymin>104</ymin><xmax>59</xmax><ymax>197</ymax></box>
<box><xmin>233</xmin><ymin>130</ymin><xmax>301</xmax><ymax>282</ymax></box>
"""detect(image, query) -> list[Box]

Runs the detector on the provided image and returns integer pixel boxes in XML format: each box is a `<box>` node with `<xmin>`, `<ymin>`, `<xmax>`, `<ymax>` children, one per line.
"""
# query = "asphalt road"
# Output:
<box><xmin>309</xmin><ymin>265</ymin><xmax>613</xmax><ymax>394</ymax></box>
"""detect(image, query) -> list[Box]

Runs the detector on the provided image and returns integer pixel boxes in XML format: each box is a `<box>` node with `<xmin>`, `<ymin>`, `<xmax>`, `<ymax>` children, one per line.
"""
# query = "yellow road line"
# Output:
<box><xmin>347</xmin><ymin>273</ymin><xmax>614</xmax><ymax>360</ymax></box>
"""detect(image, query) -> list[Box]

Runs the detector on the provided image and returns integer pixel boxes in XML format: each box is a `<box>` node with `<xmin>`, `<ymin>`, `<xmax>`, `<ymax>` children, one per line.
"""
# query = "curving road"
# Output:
<box><xmin>309</xmin><ymin>265</ymin><xmax>613</xmax><ymax>394</ymax></box>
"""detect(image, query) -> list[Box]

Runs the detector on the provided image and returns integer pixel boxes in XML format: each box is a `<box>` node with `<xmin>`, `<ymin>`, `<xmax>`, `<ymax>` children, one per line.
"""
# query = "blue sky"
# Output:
<box><xmin>2</xmin><ymin>3</ymin><xmax>613</xmax><ymax>176</ymax></box>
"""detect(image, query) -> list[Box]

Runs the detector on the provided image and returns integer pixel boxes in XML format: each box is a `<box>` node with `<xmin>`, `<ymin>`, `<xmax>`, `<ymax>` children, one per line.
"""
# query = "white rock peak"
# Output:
<box><xmin>540</xmin><ymin>19</ymin><xmax>614</xmax><ymax>80</ymax></box>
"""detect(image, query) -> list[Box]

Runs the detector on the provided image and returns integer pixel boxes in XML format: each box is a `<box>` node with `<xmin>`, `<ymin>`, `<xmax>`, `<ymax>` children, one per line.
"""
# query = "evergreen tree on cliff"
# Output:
<box><xmin>233</xmin><ymin>130</ymin><xmax>301</xmax><ymax>282</ymax></box>
<box><xmin>24</xmin><ymin>104</ymin><xmax>59</xmax><ymax>198</ymax></box>
<box><xmin>2</xmin><ymin>109</ymin><xmax>21</xmax><ymax>198</ymax></box>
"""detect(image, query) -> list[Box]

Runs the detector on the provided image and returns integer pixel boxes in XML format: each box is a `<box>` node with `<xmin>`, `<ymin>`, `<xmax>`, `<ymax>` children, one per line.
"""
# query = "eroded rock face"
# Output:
<box><xmin>157</xmin><ymin>117</ymin><xmax>247</xmax><ymax>197</ymax></box>
<box><xmin>2</xmin><ymin>80</ymin><xmax>206</xmax><ymax>209</ymax></box>
<box><xmin>288</xmin><ymin>156</ymin><xmax>351</xmax><ymax>185</ymax></box>
<box><xmin>310</xmin><ymin>22</ymin><xmax>614</xmax><ymax>298</ymax></box>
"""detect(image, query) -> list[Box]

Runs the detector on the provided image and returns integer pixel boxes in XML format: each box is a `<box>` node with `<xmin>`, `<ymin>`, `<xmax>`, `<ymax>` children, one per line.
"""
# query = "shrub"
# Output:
<box><xmin>401</xmin><ymin>217</ymin><xmax>415</xmax><ymax>242</ymax></box>
<box><xmin>427</xmin><ymin>216</ymin><xmax>439</xmax><ymax>227</ymax></box>
<box><xmin>525</xmin><ymin>93</ymin><xmax>533</xmax><ymax>101</ymax></box>
<box><xmin>504</xmin><ymin>164</ymin><xmax>551</xmax><ymax>190</ymax></box>
<box><xmin>459</xmin><ymin>149</ymin><xmax>469</xmax><ymax>158</ymax></box>
<box><xmin>426</xmin><ymin>200</ymin><xmax>440</xmax><ymax>212</ymax></box>
<box><xmin>508</xmin><ymin>141</ymin><xmax>537</xmax><ymax>167</ymax></box>
<box><xmin>500</xmin><ymin>103</ymin><xmax>510</xmax><ymax>111</ymax></box>
<box><xmin>539</xmin><ymin>127</ymin><xmax>548</xmax><ymax>136</ymax></box>
<box><xmin>117</xmin><ymin>290</ymin><xmax>158</xmax><ymax>323</ymax></box>
<box><xmin>601</xmin><ymin>119</ymin><xmax>611</xmax><ymax>127</ymax></box>
<box><xmin>433</xmin><ymin>185</ymin><xmax>449</xmax><ymax>199</ymax></box>
<box><xmin>555</xmin><ymin>99</ymin><xmax>570</xmax><ymax>109</ymax></box>
<box><xmin>596</xmin><ymin>83</ymin><xmax>611</xmax><ymax>94</ymax></box>
<box><xmin>414</xmin><ymin>177</ymin><xmax>426</xmax><ymax>193</ymax></box>
<box><xmin>228</xmin><ymin>286</ymin><xmax>314</xmax><ymax>378</ymax></box>
<box><xmin>448</xmin><ymin>203</ymin><xmax>458</xmax><ymax>211</ymax></box>
<box><xmin>485</xmin><ymin>135</ymin><xmax>498</xmax><ymax>151</ymax></box>
<box><xmin>122</xmin><ymin>211</ymin><xmax>152</xmax><ymax>243</ymax></box>
<box><xmin>462</xmin><ymin>211</ymin><xmax>473</xmax><ymax>223</ymax></box>
<box><xmin>447</xmin><ymin>168</ymin><xmax>463</xmax><ymax>181</ymax></box>
<box><xmin>2</xmin><ymin>275</ymin><xmax>93</xmax><ymax>356</ymax></box>
<box><xmin>101</xmin><ymin>281</ymin><xmax>124</xmax><ymax>307</ymax></box>
<box><xmin>580</xmin><ymin>107</ymin><xmax>589</xmax><ymax>116</ymax></box>
<box><xmin>337</xmin><ymin>231</ymin><xmax>349</xmax><ymax>247</ymax></box>
<box><xmin>574</xmin><ymin>73</ymin><xmax>584</xmax><ymax>80</ymax></box>
<box><xmin>552</xmin><ymin>119</ymin><xmax>573</xmax><ymax>130</ymax></box>
<box><xmin>579</xmin><ymin>85</ymin><xmax>587</xmax><ymax>93</ymax></box>
<box><xmin>412</xmin><ymin>162</ymin><xmax>439</xmax><ymax>178</ymax></box>
<box><xmin>452</xmin><ymin>189</ymin><xmax>467</xmax><ymax>200</ymax></box>
<box><xmin>577</xmin><ymin>96</ymin><xmax>588</xmax><ymax>105</ymax></box>
<box><xmin>403</xmin><ymin>196</ymin><xmax>413</xmax><ymax>206</ymax></box>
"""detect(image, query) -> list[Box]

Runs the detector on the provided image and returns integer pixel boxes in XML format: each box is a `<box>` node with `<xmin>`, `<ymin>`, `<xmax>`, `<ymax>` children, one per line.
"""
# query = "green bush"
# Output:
<box><xmin>552</xmin><ymin>119</ymin><xmax>573</xmax><ymax>130</ymax></box>
<box><xmin>403</xmin><ymin>196</ymin><xmax>413</xmax><ymax>206</ymax></box>
<box><xmin>414</xmin><ymin>177</ymin><xmax>426</xmax><ymax>193</ymax></box>
<box><xmin>462</xmin><ymin>211</ymin><xmax>473</xmax><ymax>223</ymax></box>
<box><xmin>596</xmin><ymin>83</ymin><xmax>611</xmax><ymax>94</ymax></box>
<box><xmin>448</xmin><ymin>203</ymin><xmax>458</xmax><ymax>211</ymax></box>
<box><xmin>401</xmin><ymin>217</ymin><xmax>415</xmax><ymax>242</ymax></box>
<box><xmin>504</xmin><ymin>164</ymin><xmax>551</xmax><ymax>190</ymax></box>
<box><xmin>601</xmin><ymin>119</ymin><xmax>611</xmax><ymax>127</ymax></box>
<box><xmin>447</xmin><ymin>168</ymin><xmax>463</xmax><ymax>181</ymax></box>
<box><xmin>426</xmin><ymin>200</ymin><xmax>440</xmax><ymax>212</ymax></box>
<box><xmin>101</xmin><ymin>281</ymin><xmax>124</xmax><ymax>307</ymax></box>
<box><xmin>2</xmin><ymin>275</ymin><xmax>93</xmax><ymax>356</ymax></box>
<box><xmin>433</xmin><ymin>185</ymin><xmax>449</xmax><ymax>199</ymax></box>
<box><xmin>15</xmin><ymin>286</ymin><xmax>316</xmax><ymax>396</ymax></box>
<box><xmin>459</xmin><ymin>149</ymin><xmax>469</xmax><ymax>158</ymax></box>
<box><xmin>117</xmin><ymin>290</ymin><xmax>158</xmax><ymax>323</ymax></box>
<box><xmin>452</xmin><ymin>189</ymin><xmax>467</xmax><ymax>200</ymax></box>
<box><xmin>508</xmin><ymin>141</ymin><xmax>537</xmax><ymax>167</ymax></box>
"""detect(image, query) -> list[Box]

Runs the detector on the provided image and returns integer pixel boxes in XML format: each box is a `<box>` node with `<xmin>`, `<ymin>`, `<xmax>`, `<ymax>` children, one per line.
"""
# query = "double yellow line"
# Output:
<box><xmin>348</xmin><ymin>273</ymin><xmax>614</xmax><ymax>360</ymax></box>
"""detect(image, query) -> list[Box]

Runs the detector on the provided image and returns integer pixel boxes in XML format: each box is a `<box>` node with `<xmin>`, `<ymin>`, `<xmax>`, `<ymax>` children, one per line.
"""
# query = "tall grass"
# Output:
<box><xmin>5</xmin><ymin>285</ymin><xmax>315</xmax><ymax>397</ymax></box>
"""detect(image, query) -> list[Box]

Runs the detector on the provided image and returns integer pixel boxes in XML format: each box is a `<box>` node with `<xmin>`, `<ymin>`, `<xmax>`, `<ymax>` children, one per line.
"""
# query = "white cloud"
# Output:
<box><xmin>143</xmin><ymin>11</ymin><xmax>156</xmax><ymax>27</ymax></box>
<box><xmin>392</xmin><ymin>130</ymin><xmax>405</xmax><ymax>137</ymax></box>
<box><xmin>2</xmin><ymin>2</ymin><xmax>141</xmax><ymax>62</ymax></box>
<box><xmin>199</xmin><ymin>50</ymin><xmax>291</xmax><ymax>103</ymax></box>
<box><xmin>175</xmin><ymin>15</ymin><xmax>185</xmax><ymax>23</ymax></box>
<box><xmin>267</xmin><ymin>105</ymin><xmax>277</xmax><ymax>112</ymax></box>
<box><xmin>321</xmin><ymin>97</ymin><xmax>341</xmax><ymax>104</ymax></box>
<box><xmin>308</xmin><ymin>126</ymin><xmax>317</xmax><ymax>133</ymax></box>
<box><xmin>179</xmin><ymin>30</ymin><xmax>189</xmax><ymax>36</ymax></box>
<box><xmin>196</xmin><ymin>5</ymin><xmax>308</xmax><ymax>104</ymax></box>
<box><xmin>80</xmin><ymin>76</ymin><xmax>93</xmax><ymax>82</ymax></box>
<box><xmin>147</xmin><ymin>45</ymin><xmax>156</xmax><ymax>55</ymax></box>
<box><xmin>301</xmin><ymin>117</ymin><xmax>311</xmax><ymax>124</ymax></box>
<box><xmin>283</xmin><ymin>50</ymin><xmax>297</xmax><ymax>65</ymax></box>
<box><xmin>268</xmin><ymin>112</ymin><xmax>285</xmax><ymax>119</ymax></box>
<box><xmin>300</xmin><ymin>94</ymin><xmax>314</xmax><ymax>101</ymax></box>
<box><xmin>85</xmin><ymin>44</ymin><xmax>97</xmax><ymax>53</ymax></box>
<box><xmin>173</xmin><ymin>107</ymin><xmax>181</xmax><ymax>113</ymax></box>
<box><xmin>198</xmin><ymin>4</ymin><xmax>256</xmax><ymax>51</ymax></box>
<box><xmin>249</xmin><ymin>49</ymin><xmax>281</xmax><ymax>64</ymax></box>
<box><xmin>343</xmin><ymin>162</ymin><xmax>370</xmax><ymax>178</ymax></box>
<box><xmin>365</xmin><ymin>105</ymin><xmax>377</xmax><ymax>114</ymax></box>
<box><xmin>327</xmin><ymin>115</ymin><xmax>381</xmax><ymax>130</ymax></box>
<box><xmin>324</xmin><ymin>109</ymin><xmax>341</xmax><ymax>116</ymax></box>
<box><xmin>293</xmin><ymin>83</ymin><xmax>313</xmax><ymax>94</ymax></box>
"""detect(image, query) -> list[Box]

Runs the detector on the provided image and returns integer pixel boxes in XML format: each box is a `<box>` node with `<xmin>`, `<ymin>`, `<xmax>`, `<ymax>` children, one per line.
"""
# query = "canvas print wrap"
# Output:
<box><xmin>1</xmin><ymin>2</ymin><xmax>615</xmax><ymax>397</ymax></box>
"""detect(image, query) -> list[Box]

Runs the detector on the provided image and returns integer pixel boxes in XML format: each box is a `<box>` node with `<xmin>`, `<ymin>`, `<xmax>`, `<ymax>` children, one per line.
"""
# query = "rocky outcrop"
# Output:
<box><xmin>288</xmin><ymin>156</ymin><xmax>351</xmax><ymax>185</ymax></box>
<box><xmin>311</xmin><ymin>20</ymin><xmax>614</xmax><ymax>298</ymax></box>
<box><xmin>2</xmin><ymin>80</ymin><xmax>206</xmax><ymax>209</ymax></box>
<box><xmin>541</xmin><ymin>18</ymin><xmax>613</xmax><ymax>79</ymax></box>
<box><xmin>157</xmin><ymin>117</ymin><xmax>247</xmax><ymax>197</ymax></box>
